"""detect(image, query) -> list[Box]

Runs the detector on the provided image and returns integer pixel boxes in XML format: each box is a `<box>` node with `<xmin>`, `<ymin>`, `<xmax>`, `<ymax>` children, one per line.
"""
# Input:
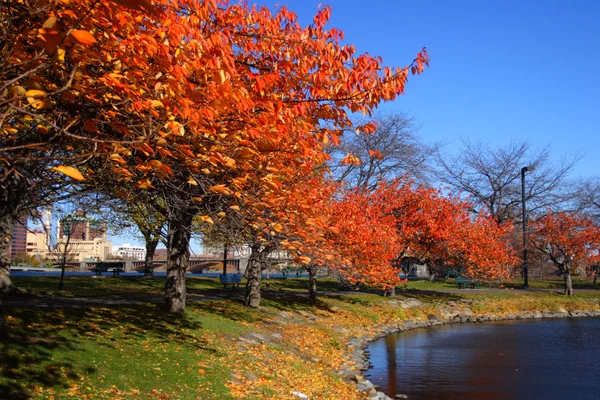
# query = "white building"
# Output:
<box><xmin>112</xmin><ymin>243</ymin><xmax>146</xmax><ymax>260</ymax></box>
<box><xmin>55</xmin><ymin>237</ymin><xmax>113</xmax><ymax>262</ymax></box>
<box><xmin>26</xmin><ymin>230</ymin><xmax>48</xmax><ymax>259</ymax></box>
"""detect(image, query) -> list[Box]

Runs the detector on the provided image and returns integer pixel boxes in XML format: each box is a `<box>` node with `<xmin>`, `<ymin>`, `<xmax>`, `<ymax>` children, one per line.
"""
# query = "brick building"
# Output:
<box><xmin>10</xmin><ymin>217</ymin><xmax>28</xmax><ymax>260</ymax></box>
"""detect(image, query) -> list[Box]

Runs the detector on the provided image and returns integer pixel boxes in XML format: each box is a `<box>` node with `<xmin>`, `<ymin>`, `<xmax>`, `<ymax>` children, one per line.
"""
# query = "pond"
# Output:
<box><xmin>366</xmin><ymin>317</ymin><xmax>600</xmax><ymax>400</ymax></box>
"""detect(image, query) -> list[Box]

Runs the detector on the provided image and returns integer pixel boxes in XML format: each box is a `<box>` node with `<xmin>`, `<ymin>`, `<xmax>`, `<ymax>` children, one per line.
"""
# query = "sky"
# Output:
<box><xmin>111</xmin><ymin>0</ymin><xmax>600</xmax><ymax>250</ymax></box>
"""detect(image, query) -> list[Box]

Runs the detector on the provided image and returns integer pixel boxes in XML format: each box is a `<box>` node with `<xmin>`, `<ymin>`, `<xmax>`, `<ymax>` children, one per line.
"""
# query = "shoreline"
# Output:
<box><xmin>341</xmin><ymin>300</ymin><xmax>600</xmax><ymax>400</ymax></box>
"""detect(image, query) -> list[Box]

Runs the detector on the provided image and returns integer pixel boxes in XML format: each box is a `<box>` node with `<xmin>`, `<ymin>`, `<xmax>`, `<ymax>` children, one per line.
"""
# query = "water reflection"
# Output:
<box><xmin>367</xmin><ymin>318</ymin><xmax>600</xmax><ymax>400</ymax></box>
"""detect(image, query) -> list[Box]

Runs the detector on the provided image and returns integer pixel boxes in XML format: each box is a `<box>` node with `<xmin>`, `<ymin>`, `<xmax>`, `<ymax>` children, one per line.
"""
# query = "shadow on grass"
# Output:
<box><xmin>11</xmin><ymin>276</ymin><xmax>167</xmax><ymax>298</ymax></box>
<box><xmin>499</xmin><ymin>279</ymin><xmax>600</xmax><ymax>291</ymax></box>
<box><xmin>399</xmin><ymin>289</ymin><xmax>465</xmax><ymax>303</ymax></box>
<box><xmin>0</xmin><ymin>304</ymin><xmax>209</xmax><ymax>399</ymax></box>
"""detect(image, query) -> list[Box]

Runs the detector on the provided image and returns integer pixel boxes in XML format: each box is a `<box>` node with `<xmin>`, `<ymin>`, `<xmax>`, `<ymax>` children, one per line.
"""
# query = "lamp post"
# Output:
<box><xmin>521</xmin><ymin>165</ymin><xmax>535</xmax><ymax>288</ymax></box>
<box><xmin>58</xmin><ymin>217</ymin><xmax>73</xmax><ymax>290</ymax></box>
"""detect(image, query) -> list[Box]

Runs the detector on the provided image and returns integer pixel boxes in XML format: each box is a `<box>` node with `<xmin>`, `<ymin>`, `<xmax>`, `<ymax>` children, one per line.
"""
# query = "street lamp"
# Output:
<box><xmin>521</xmin><ymin>165</ymin><xmax>535</xmax><ymax>288</ymax></box>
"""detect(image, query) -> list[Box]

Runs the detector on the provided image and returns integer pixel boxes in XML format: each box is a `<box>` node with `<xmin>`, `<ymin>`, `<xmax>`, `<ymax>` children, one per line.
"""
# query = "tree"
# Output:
<box><xmin>330</xmin><ymin>112</ymin><xmax>438</xmax><ymax>190</ymax></box>
<box><xmin>573</xmin><ymin>177</ymin><xmax>600</xmax><ymax>223</ymax></box>
<box><xmin>328</xmin><ymin>186</ymin><xmax>402</xmax><ymax>294</ymax></box>
<box><xmin>0</xmin><ymin>0</ymin><xmax>168</xmax><ymax>292</ymax></box>
<box><xmin>3</xmin><ymin>0</ymin><xmax>428</xmax><ymax>313</ymax></box>
<box><xmin>108</xmin><ymin>3</ymin><xmax>427</xmax><ymax>313</ymax></box>
<box><xmin>530</xmin><ymin>211</ymin><xmax>600</xmax><ymax>295</ymax></box>
<box><xmin>104</xmin><ymin>197</ymin><xmax>167</xmax><ymax>277</ymax></box>
<box><xmin>376</xmin><ymin>180</ymin><xmax>515</xmax><ymax>281</ymax></box>
<box><xmin>436</xmin><ymin>139</ymin><xmax>578</xmax><ymax>224</ymax></box>
<box><xmin>276</xmin><ymin>177</ymin><xmax>341</xmax><ymax>305</ymax></box>
<box><xmin>37</xmin><ymin>205</ymin><xmax>103</xmax><ymax>289</ymax></box>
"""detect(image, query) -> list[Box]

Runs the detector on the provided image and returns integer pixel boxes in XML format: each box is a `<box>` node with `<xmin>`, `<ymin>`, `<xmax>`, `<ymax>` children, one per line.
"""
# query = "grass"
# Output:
<box><xmin>400</xmin><ymin>277</ymin><xmax>600</xmax><ymax>292</ymax></box>
<box><xmin>9</xmin><ymin>276</ymin><xmax>343</xmax><ymax>299</ymax></box>
<box><xmin>2</xmin><ymin>276</ymin><xmax>600</xmax><ymax>399</ymax></box>
<box><xmin>1</xmin><ymin>303</ymin><xmax>242</xmax><ymax>399</ymax></box>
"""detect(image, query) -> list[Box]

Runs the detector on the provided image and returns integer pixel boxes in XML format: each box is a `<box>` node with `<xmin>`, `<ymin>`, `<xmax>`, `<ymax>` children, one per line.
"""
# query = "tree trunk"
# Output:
<box><xmin>0</xmin><ymin>213</ymin><xmax>15</xmax><ymax>294</ymax></box>
<box><xmin>164</xmin><ymin>210</ymin><xmax>193</xmax><ymax>314</ymax></box>
<box><xmin>144</xmin><ymin>237</ymin><xmax>158</xmax><ymax>277</ymax></box>
<box><xmin>309</xmin><ymin>265</ymin><xmax>318</xmax><ymax>306</ymax></box>
<box><xmin>564</xmin><ymin>270</ymin><xmax>573</xmax><ymax>296</ymax></box>
<box><xmin>58</xmin><ymin>262</ymin><xmax>66</xmax><ymax>290</ymax></box>
<box><xmin>245</xmin><ymin>247</ymin><xmax>263</xmax><ymax>308</ymax></box>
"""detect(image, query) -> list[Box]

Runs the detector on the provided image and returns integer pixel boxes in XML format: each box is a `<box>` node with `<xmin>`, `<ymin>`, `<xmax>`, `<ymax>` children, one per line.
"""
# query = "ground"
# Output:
<box><xmin>2</xmin><ymin>276</ymin><xmax>599</xmax><ymax>399</ymax></box>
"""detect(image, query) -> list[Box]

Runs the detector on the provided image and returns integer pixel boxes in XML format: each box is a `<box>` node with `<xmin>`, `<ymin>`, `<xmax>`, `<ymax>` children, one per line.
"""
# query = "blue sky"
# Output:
<box><xmin>261</xmin><ymin>0</ymin><xmax>598</xmax><ymax>172</ymax></box>
<box><xmin>111</xmin><ymin>0</ymin><xmax>599</xmax><ymax>250</ymax></box>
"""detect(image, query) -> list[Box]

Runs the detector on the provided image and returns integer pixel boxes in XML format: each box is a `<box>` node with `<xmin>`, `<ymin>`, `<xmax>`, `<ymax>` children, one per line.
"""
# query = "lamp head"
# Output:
<box><xmin>522</xmin><ymin>165</ymin><xmax>536</xmax><ymax>173</ymax></box>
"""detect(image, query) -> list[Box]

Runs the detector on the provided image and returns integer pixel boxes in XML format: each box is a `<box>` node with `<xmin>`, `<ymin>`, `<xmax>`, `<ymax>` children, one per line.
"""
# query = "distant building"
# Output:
<box><xmin>26</xmin><ymin>230</ymin><xmax>48</xmax><ymax>259</ymax></box>
<box><xmin>55</xmin><ymin>210</ymin><xmax>111</xmax><ymax>262</ymax></box>
<box><xmin>10</xmin><ymin>216</ymin><xmax>28</xmax><ymax>260</ymax></box>
<box><xmin>57</xmin><ymin>210</ymin><xmax>106</xmax><ymax>241</ymax></box>
<box><xmin>153</xmin><ymin>248</ymin><xmax>168</xmax><ymax>260</ymax></box>
<box><xmin>202</xmin><ymin>242</ymin><xmax>252</xmax><ymax>258</ymax></box>
<box><xmin>53</xmin><ymin>237</ymin><xmax>112</xmax><ymax>262</ymax></box>
<box><xmin>112</xmin><ymin>244</ymin><xmax>146</xmax><ymax>260</ymax></box>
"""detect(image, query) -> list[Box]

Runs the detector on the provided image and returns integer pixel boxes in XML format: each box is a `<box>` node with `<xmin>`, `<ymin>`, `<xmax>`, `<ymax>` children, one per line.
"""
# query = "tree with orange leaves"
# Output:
<box><xmin>327</xmin><ymin>186</ymin><xmax>402</xmax><ymax>294</ymax></box>
<box><xmin>530</xmin><ymin>211</ymin><xmax>600</xmax><ymax>295</ymax></box>
<box><xmin>1</xmin><ymin>0</ymin><xmax>428</xmax><ymax>313</ymax></box>
<box><xmin>374</xmin><ymin>180</ymin><xmax>515</xmax><ymax>282</ymax></box>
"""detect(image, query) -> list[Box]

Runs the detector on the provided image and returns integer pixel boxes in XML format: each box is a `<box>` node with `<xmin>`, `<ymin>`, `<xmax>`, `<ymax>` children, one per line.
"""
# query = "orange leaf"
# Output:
<box><xmin>199</xmin><ymin>215</ymin><xmax>214</xmax><ymax>224</ymax></box>
<box><xmin>71</xmin><ymin>30</ymin><xmax>96</xmax><ymax>45</ymax></box>
<box><xmin>110</xmin><ymin>0</ymin><xmax>159</xmax><ymax>16</ymax></box>
<box><xmin>51</xmin><ymin>165</ymin><xmax>85</xmax><ymax>181</ymax></box>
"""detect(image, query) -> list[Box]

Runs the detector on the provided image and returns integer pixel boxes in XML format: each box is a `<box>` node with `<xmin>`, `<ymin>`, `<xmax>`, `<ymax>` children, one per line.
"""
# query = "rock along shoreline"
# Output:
<box><xmin>338</xmin><ymin>297</ymin><xmax>600</xmax><ymax>400</ymax></box>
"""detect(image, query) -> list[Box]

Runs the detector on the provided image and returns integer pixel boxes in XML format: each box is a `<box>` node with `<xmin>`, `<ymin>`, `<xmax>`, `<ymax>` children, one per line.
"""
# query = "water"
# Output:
<box><xmin>366</xmin><ymin>318</ymin><xmax>600</xmax><ymax>400</ymax></box>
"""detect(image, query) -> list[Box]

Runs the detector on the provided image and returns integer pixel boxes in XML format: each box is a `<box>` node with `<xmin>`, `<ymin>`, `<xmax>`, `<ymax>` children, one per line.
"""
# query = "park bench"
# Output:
<box><xmin>282</xmin><ymin>269</ymin><xmax>304</xmax><ymax>279</ymax></box>
<box><xmin>219</xmin><ymin>274</ymin><xmax>241</xmax><ymax>289</ymax></box>
<box><xmin>456</xmin><ymin>276</ymin><xmax>480</xmax><ymax>289</ymax></box>
<box><xmin>445</xmin><ymin>268</ymin><xmax>460</xmax><ymax>279</ymax></box>
<box><xmin>93</xmin><ymin>263</ymin><xmax>124</xmax><ymax>276</ymax></box>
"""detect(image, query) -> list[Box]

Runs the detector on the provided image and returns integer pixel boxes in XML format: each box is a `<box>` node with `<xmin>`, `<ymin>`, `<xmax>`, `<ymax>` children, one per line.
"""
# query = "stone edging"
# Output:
<box><xmin>339</xmin><ymin>302</ymin><xmax>600</xmax><ymax>400</ymax></box>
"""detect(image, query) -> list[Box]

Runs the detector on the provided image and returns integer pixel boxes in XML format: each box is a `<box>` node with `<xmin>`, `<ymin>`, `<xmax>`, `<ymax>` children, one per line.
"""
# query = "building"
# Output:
<box><xmin>10</xmin><ymin>217</ymin><xmax>28</xmax><ymax>260</ymax></box>
<box><xmin>57</xmin><ymin>210</ymin><xmax>106</xmax><ymax>241</ymax></box>
<box><xmin>53</xmin><ymin>237</ymin><xmax>113</xmax><ymax>262</ymax></box>
<box><xmin>112</xmin><ymin>244</ymin><xmax>146</xmax><ymax>260</ymax></box>
<box><xmin>26</xmin><ymin>230</ymin><xmax>48</xmax><ymax>259</ymax></box>
<box><xmin>153</xmin><ymin>248</ymin><xmax>168</xmax><ymax>260</ymax></box>
<box><xmin>54</xmin><ymin>210</ymin><xmax>112</xmax><ymax>262</ymax></box>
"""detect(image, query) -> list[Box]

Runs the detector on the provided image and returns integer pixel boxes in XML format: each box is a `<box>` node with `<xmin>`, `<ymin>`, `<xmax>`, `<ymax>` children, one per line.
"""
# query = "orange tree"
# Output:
<box><xmin>197</xmin><ymin>165</ymin><xmax>333</xmax><ymax>308</ymax></box>
<box><xmin>375</xmin><ymin>180</ymin><xmax>515</xmax><ymax>281</ymax></box>
<box><xmin>276</xmin><ymin>176</ymin><xmax>342</xmax><ymax>305</ymax></box>
<box><xmin>327</xmin><ymin>186</ymin><xmax>402</xmax><ymax>293</ymax></box>
<box><xmin>530</xmin><ymin>211</ymin><xmax>600</xmax><ymax>295</ymax></box>
<box><xmin>1</xmin><ymin>0</ymin><xmax>428</xmax><ymax>311</ymax></box>
<box><xmin>109</xmin><ymin>2</ymin><xmax>427</xmax><ymax>313</ymax></box>
<box><xmin>0</xmin><ymin>0</ymin><xmax>170</xmax><ymax>291</ymax></box>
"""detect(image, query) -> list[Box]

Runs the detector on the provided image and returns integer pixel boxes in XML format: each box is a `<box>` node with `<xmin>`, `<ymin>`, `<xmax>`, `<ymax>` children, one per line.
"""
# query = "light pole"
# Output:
<box><xmin>521</xmin><ymin>165</ymin><xmax>535</xmax><ymax>288</ymax></box>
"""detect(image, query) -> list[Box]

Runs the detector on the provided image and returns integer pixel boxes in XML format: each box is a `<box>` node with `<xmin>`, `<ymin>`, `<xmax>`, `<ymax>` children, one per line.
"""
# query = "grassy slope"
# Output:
<box><xmin>2</xmin><ymin>276</ymin><xmax>600</xmax><ymax>399</ymax></box>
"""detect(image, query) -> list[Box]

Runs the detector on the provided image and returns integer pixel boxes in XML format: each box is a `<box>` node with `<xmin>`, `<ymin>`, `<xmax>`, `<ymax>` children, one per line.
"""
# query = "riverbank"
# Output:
<box><xmin>2</xmin><ymin>276</ymin><xmax>600</xmax><ymax>399</ymax></box>
<box><xmin>344</xmin><ymin>297</ymin><xmax>600</xmax><ymax>400</ymax></box>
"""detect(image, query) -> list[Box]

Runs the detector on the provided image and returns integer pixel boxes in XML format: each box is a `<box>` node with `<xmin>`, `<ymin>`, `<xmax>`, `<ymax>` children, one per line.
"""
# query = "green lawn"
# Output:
<box><xmin>0</xmin><ymin>302</ymin><xmax>251</xmax><ymax>399</ymax></box>
<box><xmin>3</xmin><ymin>275</ymin><xmax>600</xmax><ymax>399</ymax></box>
<box><xmin>9</xmin><ymin>275</ymin><xmax>344</xmax><ymax>299</ymax></box>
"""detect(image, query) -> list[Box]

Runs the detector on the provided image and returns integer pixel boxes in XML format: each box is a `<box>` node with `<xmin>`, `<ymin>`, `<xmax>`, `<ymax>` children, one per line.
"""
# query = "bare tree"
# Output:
<box><xmin>436</xmin><ymin>138</ymin><xmax>579</xmax><ymax>224</ymax></box>
<box><xmin>329</xmin><ymin>112</ymin><xmax>439</xmax><ymax>190</ymax></box>
<box><xmin>103</xmin><ymin>197</ymin><xmax>167</xmax><ymax>277</ymax></box>
<box><xmin>35</xmin><ymin>205</ymin><xmax>93</xmax><ymax>289</ymax></box>
<box><xmin>572</xmin><ymin>177</ymin><xmax>600</xmax><ymax>223</ymax></box>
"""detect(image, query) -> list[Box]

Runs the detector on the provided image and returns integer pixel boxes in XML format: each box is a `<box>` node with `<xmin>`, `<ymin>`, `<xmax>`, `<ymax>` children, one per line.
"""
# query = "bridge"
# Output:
<box><xmin>17</xmin><ymin>255</ymin><xmax>294</xmax><ymax>275</ymax></box>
